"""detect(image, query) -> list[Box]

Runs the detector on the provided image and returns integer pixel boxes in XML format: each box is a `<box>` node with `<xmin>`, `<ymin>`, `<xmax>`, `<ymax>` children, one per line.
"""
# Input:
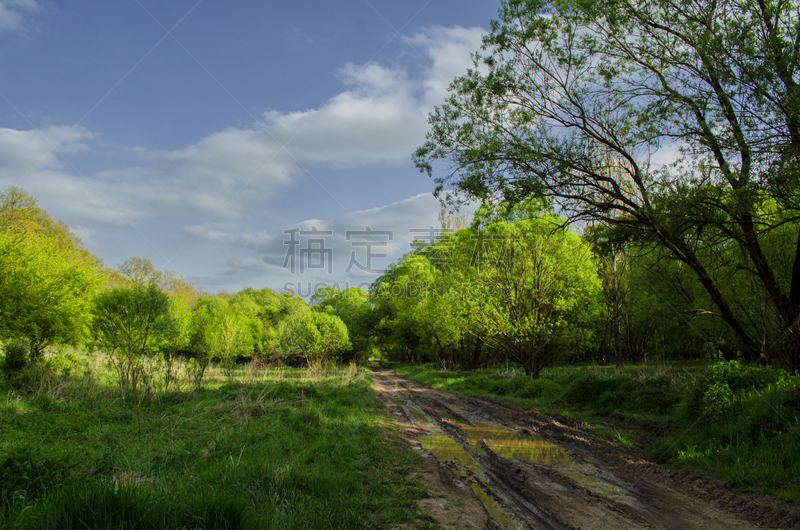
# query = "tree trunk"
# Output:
<box><xmin>471</xmin><ymin>338</ymin><xmax>483</xmax><ymax>370</ymax></box>
<box><xmin>523</xmin><ymin>357</ymin><xmax>541</xmax><ymax>378</ymax></box>
<box><xmin>655</xmin><ymin>226</ymin><xmax>762</xmax><ymax>363</ymax></box>
<box><xmin>610</xmin><ymin>246</ymin><xmax>624</xmax><ymax>372</ymax></box>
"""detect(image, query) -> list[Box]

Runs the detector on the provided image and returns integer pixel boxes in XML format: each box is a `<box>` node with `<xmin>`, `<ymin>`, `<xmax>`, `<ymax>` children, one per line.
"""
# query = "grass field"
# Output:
<box><xmin>392</xmin><ymin>359</ymin><xmax>800</xmax><ymax>503</ymax></box>
<box><xmin>0</xmin><ymin>353</ymin><xmax>436</xmax><ymax>529</ymax></box>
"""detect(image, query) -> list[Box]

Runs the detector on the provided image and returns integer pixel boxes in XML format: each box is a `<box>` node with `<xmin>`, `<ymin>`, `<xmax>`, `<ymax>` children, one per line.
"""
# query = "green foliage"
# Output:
<box><xmin>1</xmin><ymin>340</ymin><xmax>29</xmax><ymax>374</ymax></box>
<box><xmin>392</xmin><ymin>362</ymin><xmax>681</xmax><ymax>417</ymax></box>
<box><xmin>560</xmin><ymin>374</ymin><xmax>680</xmax><ymax>415</ymax></box>
<box><xmin>371</xmin><ymin>211</ymin><xmax>602</xmax><ymax>372</ymax></box>
<box><xmin>0</xmin><ymin>187</ymin><xmax>96</xmax><ymax>267</ymax></box>
<box><xmin>11</xmin><ymin>482</ymin><xmax>252</xmax><ymax>529</ymax></box>
<box><xmin>107</xmin><ymin>256</ymin><xmax>194</xmax><ymax>297</ymax></box>
<box><xmin>311</xmin><ymin>287</ymin><xmax>375</xmax><ymax>363</ymax></box>
<box><xmin>463</xmin><ymin>213</ymin><xmax>602</xmax><ymax>376</ymax></box>
<box><xmin>278</xmin><ymin>312</ymin><xmax>351</xmax><ymax>366</ymax></box>
<box><xmin>680</xmin><ymin>361</ymin><xmax>786</xmax><ymax>420</ymax></box>
<box><xmin>414</xmin><ymin>0</ymin><xmax>800</xmax><ymax>371</ymax></box>
<box><xmin>92</xmin><ymin>284</ymin><xmax>177</xmax><ymax>392</ymax></box>
<box><xmin>652</xmin><ymin>362</ymin><xmax>800</xmax><ymax>501</ymax></box>
<box><xmin>188</xmin><ymin>295</ymin><xmax>262</xmax><ymax>384</ymax></box>
<box><xmin>371</xmin><ymin>253</ymin><xmax>466</xmax><ymax>365</ymax></box>
<box><xmin>0</xmin><ymin>230</ymin><xmax>101</xmax><ymax>361</ymax></box>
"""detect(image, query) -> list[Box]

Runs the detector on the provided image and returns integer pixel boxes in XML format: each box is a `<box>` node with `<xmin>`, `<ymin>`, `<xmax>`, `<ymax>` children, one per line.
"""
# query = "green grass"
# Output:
<box><xmin>649</xmin><ymin>361</ymin><xmax>800</xmax><ymax>502</ymax></box>
<box><xmin>391</xmin><ymin>359</ymin><xmax>800</xmax><ymax>504</ymax></box>
<box><xmin>393</xmin><ymin>361</ymin><xmax>684</xmax><ymax>419</ymax></box>
<box><xmin>0</xmin><ymin>356</ymin><xmax>434</xmax><ymax>529</ymax></box>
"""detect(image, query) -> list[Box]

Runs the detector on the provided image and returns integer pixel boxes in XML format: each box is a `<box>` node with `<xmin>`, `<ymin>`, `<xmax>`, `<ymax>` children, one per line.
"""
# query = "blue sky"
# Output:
<box><xmin>0</xmin><ymin>0</ymin><xmax>496</xmax><ymax>295</ymax></box>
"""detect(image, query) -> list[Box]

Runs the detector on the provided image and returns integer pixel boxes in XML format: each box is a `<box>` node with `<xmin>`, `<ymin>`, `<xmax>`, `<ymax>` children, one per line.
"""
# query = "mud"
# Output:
<box><xmin>371</xmin><ymin>368</ymin><xmax>800</xmax><ymax>530</ymax></box>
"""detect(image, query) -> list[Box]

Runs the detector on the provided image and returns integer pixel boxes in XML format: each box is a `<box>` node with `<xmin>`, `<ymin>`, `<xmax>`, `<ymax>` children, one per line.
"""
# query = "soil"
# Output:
<box><xmin>370</xmin><ymin>367</ymin><xmax>800</xmax><ymax>530</ymax></box>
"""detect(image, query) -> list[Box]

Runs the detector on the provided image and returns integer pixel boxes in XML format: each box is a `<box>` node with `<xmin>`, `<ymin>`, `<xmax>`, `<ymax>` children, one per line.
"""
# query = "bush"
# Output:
<box><xmin>679</xmin><ymin>361</ymin><xmax>786</xmax><ymax>421</ymax></box>
<box><xmin>560</xmin><ymin>373</ymin><xmax>680</xmax><ymax>415</ymax></box>
<box><xmin>561</xmin><ymin>374</ymin><xmax>635</xmax><ymax>410</ymax></box>
<box><xmin>646</xmin><ymin>436</ymin><xmax>679</xmax><ymax>463</ymax></box>
<box><xmin>1</xmin><ymin>339</ymin><xmax>30</xmax><ymax>374</ymax></box>
<box><xmin>518</xmin><ymin>378</ymin><xmax>562</xmax><ymax>400</ymax></box>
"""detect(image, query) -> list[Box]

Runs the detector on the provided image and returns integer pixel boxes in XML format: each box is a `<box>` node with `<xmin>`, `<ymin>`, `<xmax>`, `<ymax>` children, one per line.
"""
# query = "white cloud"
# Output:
<box><xmin>0</xmin><ymin>126</ymin><xmax>93</xmax><ymax>171</ymax></box>
<box><xmin>0</xmin><ymin>0</ymin><xmax>39</xmax><ymax>34</ymax></box>
<box><xmin>404</xmin><ymin>26</ymin><xmax>486</xmax><ymax>109</ymax></box>
<box><xmin>1</xmin><ymin>25</ymin><xmax>482</xmax><ymax>226</ymax></box>
<box><xmin>0</xmin><ymin>124</ymin><xmax>300</xmax><ymax>226</ymax></box>
<box><xmin>261</xmin><ymin>62</ymin><xmax>427</xmax><ymax>164</ymax></box>
<box><xmin>187</xmin><ymin>193</ymin><xmax>444</xmax><ymax>294</ymax></box>
<box><xmin>256</xmin><ymin>26</ymin><xmax>485</xmax><ymax>166</ymax></box>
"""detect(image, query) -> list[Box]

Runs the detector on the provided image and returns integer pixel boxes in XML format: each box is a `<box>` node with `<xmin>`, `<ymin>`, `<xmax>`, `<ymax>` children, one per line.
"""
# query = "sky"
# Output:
<box><xmin>0</xmin><ymin>0</ymin><xmax>498</xmax><ymax>296</ymax></box>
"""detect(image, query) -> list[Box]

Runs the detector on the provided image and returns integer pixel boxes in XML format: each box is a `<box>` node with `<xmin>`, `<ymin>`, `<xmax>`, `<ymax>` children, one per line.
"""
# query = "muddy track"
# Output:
<box><xmin>370</xmin><ymin>368</ymin><xmax>800</xmax><ymax>530</ymax></box>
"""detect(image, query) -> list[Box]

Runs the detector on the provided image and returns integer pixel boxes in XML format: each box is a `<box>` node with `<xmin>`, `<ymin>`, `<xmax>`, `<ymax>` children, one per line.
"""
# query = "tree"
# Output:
<box><xmin>415</xmin><ymin>0</ymin><xmax>800</xmax><ymax>372</ymax></box>
<box><xmin>463</xmin><ymin>214</ymin><xmax>601</xmax><ymax>377</ymax></box>
<box><xmin>189</xmin><ymin>295</ymin><xmax>260</xmax><ymax>380</ymax></box>
<box><xmin>0</xmin><ymin>187</ymin><xmax>101</xmax><ymax>360</ymax></box>
<box><xmin>161</xmin><ymin>296</ymin><xmax>193</xmax><ymax>390</ymax></box>
<box><xmin>278</xmin><ymin>312</ymin><xmax>351</xmax><ymax>367</ymax></box>
<box><xmin>232</xmin><ymin>287</ymin><xmax>302</xmax><ymax>358</ymax></box>
<box><xmin>92</xmin><ymin>284</ymin><xmax>177</xmax><ymax>392</ymax></box>
<box><xmin>106</xmin><ymin>257</ymin><xmax>195</xmax><ymax>301</ymax></box>
<box><xmin>587</xmin><ymin>223</ymin><xmax>630</xmax><ymax>370</ymax></box>
<box><xmin>0</xmin><ymin>186</ymin><xmax>98</xmax><ymax>267</ymax></box>
<box><xmin>311</xmin><ymin>287</ymin><xmax>376</xmax><ymax>363</ymax></box>
<box><xmin>0</xmin><ymin>231</ymin><xmax>101</xmax><ymax>361</ymax></box>
<box><xmin>370</xmin><ymin>254</ymin><xmax>467</xmax><ymax>364</ymax></box>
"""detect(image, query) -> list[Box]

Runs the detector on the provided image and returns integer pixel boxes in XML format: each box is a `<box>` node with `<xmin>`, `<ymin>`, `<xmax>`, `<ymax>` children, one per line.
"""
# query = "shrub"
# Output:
<box><xmin>1</xmin><ymin>339</ymin><xmax>30</xmax><ymax>374</ymax></box>
<box><xmin>679</xmin><ymin>361</ymin><xmax>786</xmax><ymax>421</ymax></box>
<box><xmin>518</xmin><ymin>378</ymin><xmax>562</xmax><ymax>400</ymax></box>
<box><xmin>560</xmin><ymin>373</ymin><xmax>680</xmax><ymax>415</ymax></box>
<box><xmin>646</xmin><ymin>436</ymin><xmax>679</xmax><ymax>463</ymax></box>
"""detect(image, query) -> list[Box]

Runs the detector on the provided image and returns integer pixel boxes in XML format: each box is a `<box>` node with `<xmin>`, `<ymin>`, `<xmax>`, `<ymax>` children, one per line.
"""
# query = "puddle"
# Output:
<box><xmin>461</xmin><ymin>422</ymin><xmax>572</xmax><ymax>465</ymax></box>
<box><xmin>407</xmin><ymin>406</ymin><xmax>431</xmax><ymax>425</ymax></box>
<box><xmin>405</xmin><ymin>395</ymin><xmax>629</xmax><ymax>525</ymax></box>
<box><xmin>420</xmin><ymin>433</ymin><xmax>484</xmax><ymax>477</ymax></box>
<box><xmin>392</xmin><ymin>395</ymin><xmax>433</xmax><ymax>425</ymax></box>
<box><xmin>419</xmin><ymin>433</ymin><xmax>516</xmax><ymax>529</ymax></box>
<box><xmin>559</xmin><ymin>467</ymin><xmax>626</xmax><ymax>499</ymax></box>
<box><xmin>461</xmin><ymin>421</ymin><xmax>628</xmax><ymax>501</ymax></box>
<box><xmin>425</xmin><ymin>407</ymin><xmax>628</xmax><ymax>502</ymax></box>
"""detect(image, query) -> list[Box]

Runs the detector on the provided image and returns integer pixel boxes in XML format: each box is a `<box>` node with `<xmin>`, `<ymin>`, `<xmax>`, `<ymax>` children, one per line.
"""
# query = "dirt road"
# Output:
<box><xmin>370</xmin><ymin>368</ymin><xmax>800</xmax><ymax>530</ymax></box>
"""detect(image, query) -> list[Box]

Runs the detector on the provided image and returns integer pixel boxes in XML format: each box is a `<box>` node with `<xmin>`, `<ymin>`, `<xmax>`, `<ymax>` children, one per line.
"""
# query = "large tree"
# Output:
<box><xmin>370</xmin><ymin>254</ymin><xmax>468</xmax><ymax>364</ymax></box>
<box><xmin>0</xmin><ymin>231</ymin><xmax>101</xmax><ymax>361</ymax></box>
<box><xmin>462</xmin><ymin>214</ymin><xmax>602</xmax><ymax>377</ymax></box>
<box><xmin>189</xmin><ymin>295</ymin><xmax>261</xmax><ymax>379</ymax></box>
<box><xmin>106</xmin><ymin>256</ymin><xmax>195</xmax><ymax>301</ymax></box>
<box><xmin>311</xmin><ymin>286</ymin><xmax>376</xmax><ymax>363</ymax></box>
<box><xmin>0</xmin><ymin>187</ymin><xmax>102</xmax><ymax>360</ymax></box>
<box><xmin>415</xmin><ymin>0</ymin><xmax>800</xmax><ymax>371</ymax></box>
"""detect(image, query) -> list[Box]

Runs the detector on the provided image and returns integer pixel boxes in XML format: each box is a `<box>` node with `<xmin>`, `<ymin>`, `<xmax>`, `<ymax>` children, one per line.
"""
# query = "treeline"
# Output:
<box><xmin>3</xmin><ymin>185</ymin><xmax>799</xmax><ymax>383</ymax></box>
<box><xmin>0</xmin><ymin>187</ymin><xmax>361</xmax><ymax>391</ymax></box>
<box><xmin>368</xmin><ymin>200</ymin><xmax>799</xmax><ymax>375</ymax></box>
